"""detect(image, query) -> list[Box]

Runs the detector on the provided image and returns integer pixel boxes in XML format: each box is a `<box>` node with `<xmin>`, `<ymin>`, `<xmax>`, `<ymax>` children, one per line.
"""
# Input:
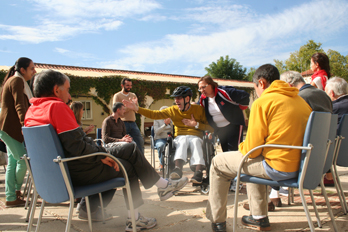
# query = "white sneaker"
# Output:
<box><xmin>157</xmin><ymin>177</ymin><xmax>188</xmax><ymax>201</ymax></box>
<box><xmin>125</xmin><ymin>213</ymin><xmax>157</xmax><ymax>231</ymax></box>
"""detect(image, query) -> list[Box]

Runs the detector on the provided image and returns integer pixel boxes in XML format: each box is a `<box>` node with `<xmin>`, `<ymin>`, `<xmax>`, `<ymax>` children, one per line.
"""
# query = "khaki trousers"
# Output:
<box><xmin>206</xmin><ymin>151</ymin><xmax>271</xmax><ymax>223</ymax></box>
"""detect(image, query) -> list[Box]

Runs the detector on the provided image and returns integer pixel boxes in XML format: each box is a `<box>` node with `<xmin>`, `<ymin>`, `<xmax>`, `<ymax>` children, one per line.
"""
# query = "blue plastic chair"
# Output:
<box><xmin>150</xmin><ymin>126</ymin><xmax>157</xmax><ymax>167</ymax></box>
<box><xmin>332</xmin><ymin>114</ymin><xmax>348</xmax><ymax>214</ymax></box>
<box><xmin>233</xmin><ymin>112</ymin><xmax>333</xmax><ymax>232</ymax></box>
<box><xmin>94</xmin><ymin>128</ymin><xmax>105</xmax><ymax>147</ymax></box>
<box><xmin>22</xmin><ymin>124</ymin><xmax>136</xmax><ymax>232</ymax></box>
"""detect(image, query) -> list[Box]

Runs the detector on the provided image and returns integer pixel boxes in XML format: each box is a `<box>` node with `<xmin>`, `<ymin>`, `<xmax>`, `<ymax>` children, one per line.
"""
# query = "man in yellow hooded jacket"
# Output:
<box><xmin>206</xmin><ymin>64</ymin><xmax>312</xmax><ymax>232</ymax></box>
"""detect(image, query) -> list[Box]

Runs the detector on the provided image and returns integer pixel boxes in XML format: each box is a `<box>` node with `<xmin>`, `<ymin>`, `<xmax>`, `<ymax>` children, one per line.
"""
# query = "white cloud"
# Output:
<box><xmin>102</xmin><ymin>0</ymin><xmax>348</xmax><ymax>74</ymax></box>
<box><xmin>0</xmin><ymin>0</ymin><xmax>159</xmax><ymax>43</ymax></box>
<box><xmin>54</xmin><ymin>47</ymin><xmax>95</xmax><ymax>59</ymax></box>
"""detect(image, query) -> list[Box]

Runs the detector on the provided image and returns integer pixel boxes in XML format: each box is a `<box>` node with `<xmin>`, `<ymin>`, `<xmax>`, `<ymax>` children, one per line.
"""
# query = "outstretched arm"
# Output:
<box><xmin>122</xmin><ymin>98</ymin><xmax>139</xmax><ymax>111</ymax></box>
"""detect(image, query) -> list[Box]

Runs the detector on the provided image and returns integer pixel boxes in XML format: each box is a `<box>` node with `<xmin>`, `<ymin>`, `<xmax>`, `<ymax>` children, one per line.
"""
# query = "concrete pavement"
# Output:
<box><xmin>1</xmin><ymin>143</ymin><xmax>348</xmax><ymax>232</ymax></box>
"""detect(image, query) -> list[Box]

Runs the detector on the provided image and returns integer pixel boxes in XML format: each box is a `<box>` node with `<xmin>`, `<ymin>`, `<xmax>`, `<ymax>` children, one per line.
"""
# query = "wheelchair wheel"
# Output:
<box><xmin>163</xmin><ymin>143</ymin><xmax>174</xmax><ymax>179</ymax></box>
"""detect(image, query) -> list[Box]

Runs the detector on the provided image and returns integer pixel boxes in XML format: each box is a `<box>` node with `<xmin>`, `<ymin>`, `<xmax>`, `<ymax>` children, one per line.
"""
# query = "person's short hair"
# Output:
<box><xmin>280</xmin><ymin>71</ymin><xmax>305</xmax><ymax>87</ymax></box>
<box><xmin>33</xmin><ymin>69</ymin><xmax>70</xmax><ymax>97</ymax></box>
<box><xmin>252</xmin><ymin>64</ymin><xmax>279</xmax><ymax>85</ymax></box>
<box><xmin>121</xmin><ymin>77</ymin><xmax>132</xmax><ymax>86</ymax></box>
<box><xmin>198</xmin><ymin>75</ymin><xmax>218</xmax><ymax>89</ymax></box>
<box><xmin>112</xmin><ymin>102</ymin><xmax>124</xmax><ymax>113</ymax></box>
<box><xmin>325</xmin><ymin>77</ymin><xmax>348</xmax><ymax>96</ymax></box>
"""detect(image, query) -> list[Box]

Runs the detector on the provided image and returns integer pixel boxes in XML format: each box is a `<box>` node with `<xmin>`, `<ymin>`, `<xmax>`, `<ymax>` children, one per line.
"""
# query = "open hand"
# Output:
<box><xmin>182</xmin><ymin>114</ymin><xmax>197</xmax><ymax>127</ymax></box>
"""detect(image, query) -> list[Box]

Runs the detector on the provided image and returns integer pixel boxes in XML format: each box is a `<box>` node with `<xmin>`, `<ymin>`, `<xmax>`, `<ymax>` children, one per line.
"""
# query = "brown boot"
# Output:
<box><xmin>5</xmin><ymin>198</ymin><xmax>26</xmax><ymax>208</ymax></box>
<box><xmin>243</xmin><ymin>201</ymin><xmax>275</xmax><ymax>211</ymax></box>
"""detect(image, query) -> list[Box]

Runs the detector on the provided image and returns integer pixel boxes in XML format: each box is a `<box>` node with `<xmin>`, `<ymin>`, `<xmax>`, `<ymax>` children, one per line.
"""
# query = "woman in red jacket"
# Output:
<box><xmin>310</xmin><ymin>52</ymin><xmax>331</xmax><ymax>90</ymax></box>
<box><xmin>0</xmin><ymin>57</ymin><xmax>36</xmax><ymax>207</ymax></box>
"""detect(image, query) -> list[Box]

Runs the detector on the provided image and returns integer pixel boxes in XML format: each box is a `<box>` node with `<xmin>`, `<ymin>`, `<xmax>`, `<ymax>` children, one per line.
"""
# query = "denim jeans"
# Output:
<box><xmin>124</xmin><ymin>121</ymin><xmax>144</xmax><ymax>154</ymax></box>
<box><xmin>155</xmin><ymin>138</ymin><xmax>166</xmax><ymax>165</ymax></box>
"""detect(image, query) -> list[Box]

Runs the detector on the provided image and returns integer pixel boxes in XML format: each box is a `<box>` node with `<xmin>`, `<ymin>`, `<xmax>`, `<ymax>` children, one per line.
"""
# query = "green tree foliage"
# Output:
<box><xmin>246</xmin><ymin>67</ymin><xmax>256</xmax><ymax>81</ymax></box>
<box><xmin>205</xmin><ymin>55</ymin><xmax>247</xmax><ymax>80</ymax></box>
<box><xmin>327</xmin><ymin>49</ymin><xmax>348</xmax><ymax>81</ymax></box>
<box><xmin>274</xmin><ymin>40</ymin><xmax>324</xmax><ymax>74</ymax></box>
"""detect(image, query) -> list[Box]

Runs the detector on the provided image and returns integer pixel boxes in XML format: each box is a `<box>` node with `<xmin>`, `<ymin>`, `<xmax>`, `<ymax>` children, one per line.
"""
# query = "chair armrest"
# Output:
<box><xmin>53</xmin><ymin>152</ymin><xmax>131</xmax><ymax>186</ymax></box>
<box><xmin>235</xmin><ymin>144</ymin><xmax>313</xmax><ymax>184</ymax></box>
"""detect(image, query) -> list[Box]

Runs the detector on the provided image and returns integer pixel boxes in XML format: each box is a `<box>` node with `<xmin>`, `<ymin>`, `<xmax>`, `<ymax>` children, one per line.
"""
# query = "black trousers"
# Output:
<box><xmin>216</xmin><ymin>124</ymin><xmax>243</xmax><ymax>152</ymax></box>
<box><xmin>77</xmin><ymin>143</ymin><xmax>160</xmax><ymax>211</ymax></box>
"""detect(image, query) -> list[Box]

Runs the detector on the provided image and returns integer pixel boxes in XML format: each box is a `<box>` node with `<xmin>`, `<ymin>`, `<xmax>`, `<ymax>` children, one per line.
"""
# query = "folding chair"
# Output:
<box><xmin>22</xmin><ymin>124</ymin><xmax>136</xmax><ymax>232</ymax></box>
<box><xmin>233</xmin><ymin>111</ymin><xmax>333</xmax><ymax>232</ymax></box>
<box><xmin>332</xmin><ymin>114</ymin><xmax>348</xmax><ymax>214</ymax></box>
<box><xmin>94</xmin><ymin>128</ymin><xmax>105</xmax><ymax>147</ymax></box>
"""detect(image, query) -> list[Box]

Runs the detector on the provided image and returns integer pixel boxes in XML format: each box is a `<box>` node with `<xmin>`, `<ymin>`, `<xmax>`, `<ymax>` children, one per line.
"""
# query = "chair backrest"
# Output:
<box><xmin>96</xmin><ymin>128</ymin><xmax>102</xmax><ymax>146</ymax></box>
<box><xmin>23</xmin><ymin>124</ymin><xmax>71</xmax><ymax>203</ymax></box>
<box><xmin>336</xmin><ymin>114</ymin><xmax>348</xmax><ymax>167</ymax></box>
<box><xmin>299</xmin><ymin>111</ymin><xmax>331</xmax><ymax>189</ymax></box>
<box><xmin>322</xmin><ymin>114</ymin><xmax>339</xmax><ymax>174</ymax></box>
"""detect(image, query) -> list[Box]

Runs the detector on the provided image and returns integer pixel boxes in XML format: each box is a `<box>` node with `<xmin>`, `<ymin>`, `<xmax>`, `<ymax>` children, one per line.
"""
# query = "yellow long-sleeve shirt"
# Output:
<box><xmin>239</xmin><ymin>80</ymin><xmax>312</xmax><ymax>173</ymax></box>
<box><xmin>138</xmin><ymin>104</ymin><xmax>212</xmax><ymax>138</ymax></box>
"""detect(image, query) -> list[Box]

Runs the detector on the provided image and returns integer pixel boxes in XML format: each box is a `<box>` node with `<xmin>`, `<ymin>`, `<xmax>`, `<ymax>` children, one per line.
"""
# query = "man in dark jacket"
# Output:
<box><xmin>24</xmin><ymin>70</ymin><xmax>188</xmax><ymax>231</ymax></box>
<box><xmin>280</xmin><ymin>71</ymin><xmax>332</xmax><ymax>112</ymax></box>
<box><xmin>198</xmin><ymin>75</ymin><xmax>250</xmax><ymax>152</ymax></box>
<box><xmin>325</xmin><ymin>76</ymin><xmax>348</xmax><ymax>124</ymax></box>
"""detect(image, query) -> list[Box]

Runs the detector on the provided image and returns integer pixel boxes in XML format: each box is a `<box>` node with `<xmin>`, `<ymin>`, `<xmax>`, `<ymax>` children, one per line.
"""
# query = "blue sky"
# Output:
<box><xmin>1</xmin><ymin>0</ymin><xmax>347</xmax><ymax>76</ymax></box>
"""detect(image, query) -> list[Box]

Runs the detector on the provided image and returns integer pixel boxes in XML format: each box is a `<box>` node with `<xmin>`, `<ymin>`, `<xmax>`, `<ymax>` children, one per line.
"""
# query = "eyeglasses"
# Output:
<box><xmin>198</xmin><ymin>85</ymin><xmax>209</xmax><ymax>92</ymax></box>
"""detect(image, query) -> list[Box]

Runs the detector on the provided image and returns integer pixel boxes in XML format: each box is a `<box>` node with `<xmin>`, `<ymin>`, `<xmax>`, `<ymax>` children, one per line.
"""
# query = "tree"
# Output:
<box><xmin>273</xmin><ymin>59</ymin><xmax>287</xmax><ymax>74</ymax></box>
<box><xmin>205</xmin><ymin>55</ymin><xmax>247</xmax><ymax>80</ymax></box>
<box><xmin>284</xmin><ymin>40</ymin><xmax>324</xmax><ymax>73</ymax></box>
<box><xmin>327</xmin><ymin>49</ymin><xmax>348</xmax><ymax>81</ymax></box>
<box><xmin>246</xmin><ymin>67</ymin><xmax>256</xmax><ymax>81</ymax></box>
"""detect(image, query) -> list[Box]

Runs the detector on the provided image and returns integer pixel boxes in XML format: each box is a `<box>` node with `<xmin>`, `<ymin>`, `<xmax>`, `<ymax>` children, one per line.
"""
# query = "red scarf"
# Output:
<box><xmin>311</xmin><ymin>70</ymin><xmax>328</xmax><ymax>90</ymax></box>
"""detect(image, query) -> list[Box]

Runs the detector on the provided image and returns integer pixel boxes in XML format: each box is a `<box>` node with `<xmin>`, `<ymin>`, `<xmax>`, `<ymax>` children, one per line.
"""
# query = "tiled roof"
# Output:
<box><xmin>32</xmin><ymin>63</ymin><xmax>254</xmax><ymax>88</ymax></box>
<box><xmin>301</xmin><ymin>69</ymin><xmax>314</xmax><ymax>77</ymax></box>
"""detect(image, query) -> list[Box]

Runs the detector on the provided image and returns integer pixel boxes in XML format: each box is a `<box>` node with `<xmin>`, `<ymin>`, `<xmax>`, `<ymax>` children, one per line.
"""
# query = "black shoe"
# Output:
<box><xmin>170</xmin><ymin>167</ymin><xmax>183</xmax><ymax>180</ymax></box>
<box><xmin>190</xmin><ymin>170</ymin><xmax>203</xmax><ymax>184</ymax></box>
<box><xmin>241</xmin><ymin>215</ymin><xmax>271</xmax><ymax>231</ymax></box>
<box><xmin>212</xmin><ymin>221</ymin><xmax>226</xmax><ymax>232</ymax></box>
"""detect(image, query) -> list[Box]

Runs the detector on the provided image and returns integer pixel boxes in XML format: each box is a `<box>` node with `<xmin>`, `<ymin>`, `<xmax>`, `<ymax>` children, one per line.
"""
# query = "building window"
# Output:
<box><xmin>81</xmin><ymin>100</ymin><xmax>92</xmax><ymax>120</ymax></box>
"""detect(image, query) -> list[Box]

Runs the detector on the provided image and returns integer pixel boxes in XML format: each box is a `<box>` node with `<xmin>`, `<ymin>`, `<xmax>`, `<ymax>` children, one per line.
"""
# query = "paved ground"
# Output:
<box><xmin>1</xmin><ymin>143</ymin><xmax>348</xmax><ymax>232</ymax></box>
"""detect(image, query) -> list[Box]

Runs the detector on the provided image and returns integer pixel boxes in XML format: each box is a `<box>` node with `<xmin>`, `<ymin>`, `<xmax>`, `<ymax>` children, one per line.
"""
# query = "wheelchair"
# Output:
<box><xmin>161</xmin><ymin>131</ymin><xmax>216</xmax><ymax>194</ymax></box>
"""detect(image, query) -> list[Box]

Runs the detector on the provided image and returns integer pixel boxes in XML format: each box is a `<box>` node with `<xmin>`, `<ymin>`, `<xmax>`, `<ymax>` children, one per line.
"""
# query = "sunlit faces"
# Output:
<box><xmin>198</xmin><ymin>80</ymin><xmax>214</xmax><ymax>98</ymax></box>
<box><xmin>174</xmin><ymin>96</ymin><xmax>190</xmax><ymax>111</ymax></box>
<box><xmin>56</xmin><ymin>80</ymin><xmax>71</xmax><ymax>104</ymax></box>
<box><xmin>122</xmin><ymin>80</ymin><xmax>132</xmax><ymax>93</ymax></box>
<box><xmin>310</xmin><ymin>58</ymin><xmax>319</xmax><ymax>72</ymax></box>
<box><xmin>21</xmin><ymin>61</ymin><xmax>36</xmax><ymax>81</ymax></box>
<box><xmin>118</xmin><ymin>105</ymin><xmax>126</xmax><ymax>117</ymax></box>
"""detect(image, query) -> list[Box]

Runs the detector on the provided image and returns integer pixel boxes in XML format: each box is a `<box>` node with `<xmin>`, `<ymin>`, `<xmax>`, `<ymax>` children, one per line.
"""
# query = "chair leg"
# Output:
<box><xmin>35</xmin><ymin>200</ymin><xmax>45</xmax><ymax>232</ymax></box>
<box><xmin>233</xmin><ymin>179</ymin><xmax>242</xmax><ymax>232</ymax></box>
<box><xmin>25</xmin><ymin>180</ymin><xmax>32</xmax><ymax>210</ymax></box>
<box><xmin>98</xmin><ymin>193</ymin><xmax>105</xmax><ymax>224</ymax></box>
<box><xmin>332</xmin><ymin>165</ymin><xmax>348</xmax><ymax>214</ymax></box>
<box><xmin>27</xmin><ymin>191</ymin><xmax>38</xmax><ymax>232</ymax></box>
<box><xmin>85</xmin><ymin>196</ymin><xmax>93</xmax><ymax>232</ymax></box>
<box><xmin>288</xmin><ymin>187</ymin><xmax>291</xmax><ymax>205</ymax></box>
<box><xmin>64</xmin><ymin>198</ymin><xmax>75</xmax><ymax>232</ymax></box>
<box><xmin>320</xmin><ymin>180</ymin><xmax>339</xmax><ymax>232</ymax></box>
<box><xmin>23</xmin><ymin>172</ymin><xmax>31</xmax><ymax>199</ymax></box>
<box><xmin>309</xmin><ymin>190</ymin><xmax>322</xmax><ymax>228</ymax></box>
<box><xmin>299</xmin><ymin>186</ymin><xmax>315</xmax><ymax>232</ymax></box>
